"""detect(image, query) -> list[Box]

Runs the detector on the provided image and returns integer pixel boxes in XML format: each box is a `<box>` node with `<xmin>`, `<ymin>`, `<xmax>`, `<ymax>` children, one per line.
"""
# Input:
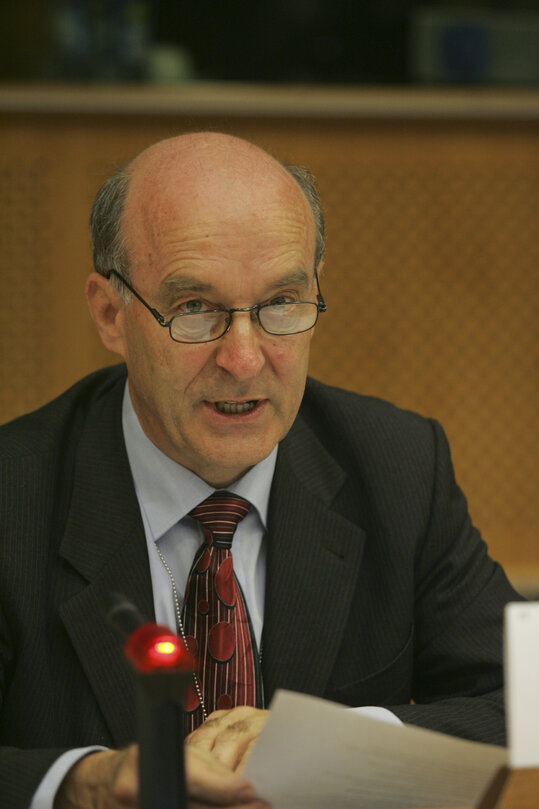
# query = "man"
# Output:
<box><xmin>0</xmin><ymin>132</ymin><xmax>521</xmax><ymax>809</ymax></box>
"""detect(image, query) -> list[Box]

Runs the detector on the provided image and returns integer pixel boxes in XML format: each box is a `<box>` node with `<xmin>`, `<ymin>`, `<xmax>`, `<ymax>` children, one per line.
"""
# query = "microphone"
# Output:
<box><xmin>106</xmin><ymin>592</ymin><xmax>195</xmax><ymax>809</ymax></box>
<box><xmin>106</xmin><ymin>591</ymin><xmax>145</xmax><ymax>636</ymax></box>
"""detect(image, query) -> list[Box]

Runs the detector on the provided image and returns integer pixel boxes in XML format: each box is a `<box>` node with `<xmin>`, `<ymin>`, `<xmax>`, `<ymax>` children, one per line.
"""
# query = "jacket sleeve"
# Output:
<box><xmin>0</xmin><ymin>597</ymin><xmax>73</xmax><ymax>808</ymax></box>
<box><xmin>389</xmin><ymin>418</ymin><xmax>523</xmax><ymax>743</ymax></box>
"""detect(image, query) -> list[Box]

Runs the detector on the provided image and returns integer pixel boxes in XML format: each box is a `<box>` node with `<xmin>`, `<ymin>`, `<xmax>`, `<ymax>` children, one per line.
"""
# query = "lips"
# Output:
<box><xmin>214</xmin><ymin>400</ymin><xmax>257</xmax><ymax>414</ymax></box>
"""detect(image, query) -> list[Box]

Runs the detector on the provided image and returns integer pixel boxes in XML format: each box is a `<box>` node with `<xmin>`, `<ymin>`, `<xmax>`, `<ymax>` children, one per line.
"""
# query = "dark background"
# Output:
<box><xmin>1</xmin><ymin>0</ymin><xmax>538</xmax><ymax>85</ymax></box>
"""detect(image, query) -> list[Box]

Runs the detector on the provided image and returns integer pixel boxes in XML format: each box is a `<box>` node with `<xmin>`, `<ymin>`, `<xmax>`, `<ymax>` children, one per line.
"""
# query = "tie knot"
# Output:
<box><xmin>189</xmin><ymin>492</ymin><xmax>251</xmax><ymax>547</ymax></box>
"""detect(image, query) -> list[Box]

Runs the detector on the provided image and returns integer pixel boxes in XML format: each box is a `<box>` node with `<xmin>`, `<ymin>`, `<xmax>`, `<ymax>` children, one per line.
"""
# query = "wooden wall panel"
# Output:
<box><xmin>0</xmin><ymin>95</ymin><xmax>537</xmax><ymax>588</ymax></box>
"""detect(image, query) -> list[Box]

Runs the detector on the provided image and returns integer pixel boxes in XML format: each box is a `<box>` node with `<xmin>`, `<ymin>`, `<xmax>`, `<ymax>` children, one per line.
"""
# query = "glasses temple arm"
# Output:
<box><xmin>105</xmin><ymin>269</ymin><xmax>168</xmax><ymax>325</ymax></box>
<box><xmin>314</xmin><ymin>267</ymin><xmax>327</xmax><ymax>312</ymax></box>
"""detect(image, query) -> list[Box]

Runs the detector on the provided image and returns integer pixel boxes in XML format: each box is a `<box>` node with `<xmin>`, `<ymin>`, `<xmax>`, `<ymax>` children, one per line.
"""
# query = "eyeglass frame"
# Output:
<box><xmin>104</xmin><ymin>267</ymin><xmax>327</xmax><ymax>344</ymax></box>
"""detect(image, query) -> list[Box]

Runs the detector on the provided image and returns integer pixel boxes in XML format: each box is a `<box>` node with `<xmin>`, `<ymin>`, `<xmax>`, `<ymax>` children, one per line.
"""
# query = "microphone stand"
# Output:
<box><xmin>107</xmin><ymin>593</ymin><xmax>195</xmax><ymax>809</ymax></box>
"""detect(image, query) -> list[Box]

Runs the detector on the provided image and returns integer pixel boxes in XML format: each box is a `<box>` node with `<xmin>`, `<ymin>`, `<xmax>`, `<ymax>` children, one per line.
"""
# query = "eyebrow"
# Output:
<box><xmin>271</xmin><ymin>270</ymin><xmax>311</xmax><ymax>289</ymax></box>
<box><xmin>157</xmin><ymin>269</ymin><xmax>312</xmax><ymax>306</ymax></box>
<box><xmin>157</xmin><ymin>276</ymin><xmax>213</xmax><ymax>307</ymax></box>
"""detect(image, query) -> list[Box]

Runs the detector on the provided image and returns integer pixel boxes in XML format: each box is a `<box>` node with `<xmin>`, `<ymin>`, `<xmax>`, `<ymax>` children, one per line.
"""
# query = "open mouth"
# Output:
<box><xmin>214</xmin><ymin>400</ymin><xmax>258</xmax><ymax>414</ymax></box>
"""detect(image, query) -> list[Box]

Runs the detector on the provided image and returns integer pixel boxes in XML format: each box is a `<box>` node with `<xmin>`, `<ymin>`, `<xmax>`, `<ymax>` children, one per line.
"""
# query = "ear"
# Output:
<box><xmin>86</xmin><ymin>272</ymin><xmax>128</xmax><ymax>358</ymax></box>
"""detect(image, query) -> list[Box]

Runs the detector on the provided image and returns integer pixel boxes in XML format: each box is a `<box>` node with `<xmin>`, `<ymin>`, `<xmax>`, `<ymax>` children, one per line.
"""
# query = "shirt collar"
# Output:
<box><xmin>122</xmin><ymin>382</ymin><xmax>277</xmax><ymax>541</ymax></box>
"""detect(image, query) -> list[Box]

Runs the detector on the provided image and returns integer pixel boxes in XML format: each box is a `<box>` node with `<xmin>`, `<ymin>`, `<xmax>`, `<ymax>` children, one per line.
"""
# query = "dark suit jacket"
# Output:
<box><xmin>0</xmin><ymin>365</ymin><xmax>521</xmax><ymax>807</ymax></box>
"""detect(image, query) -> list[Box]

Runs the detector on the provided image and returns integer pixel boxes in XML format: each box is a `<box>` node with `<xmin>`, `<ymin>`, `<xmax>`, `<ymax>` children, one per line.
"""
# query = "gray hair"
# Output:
<box><xmin>89</xmin><ymin>156</ymin><xmax>325</xmax><ymax>299</ymax></box>
<box><xmin>283</xmin><ymin>163</ymin><xmax>325</xmax><ymax>271</ymax></box>
<box><xmin>90</xmin><ymin>165</ymin><xmax>132</xmax><ymax>298</ymax></box>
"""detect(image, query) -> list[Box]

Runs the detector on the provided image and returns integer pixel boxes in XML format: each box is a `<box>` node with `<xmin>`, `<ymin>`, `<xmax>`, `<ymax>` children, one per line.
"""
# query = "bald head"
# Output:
<box><xmin>123</xmin><ymin>133</ymin><xmax>313</xmax><ymax>277</ymax></box>
<box><xmin>90</xmin><ymin>132</ymin><xmax>325</xmax><ymax>285</ymax></box>
<box><xmin>129</xmin><ymin>131</ymin><xmax>283</xmax><ymax>189</ymax></box>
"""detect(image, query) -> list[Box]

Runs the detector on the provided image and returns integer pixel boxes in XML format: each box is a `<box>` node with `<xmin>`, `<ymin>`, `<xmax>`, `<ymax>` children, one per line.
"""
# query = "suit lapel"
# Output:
<box><xmin>262</xmin><ymin>415</ymin><xmax>366</xmax><ymax>704</ymax></box>
<box><xmin>58</xmin><ymin>375</ymin><xmax>154</xmax><ymax>747</ymax></box>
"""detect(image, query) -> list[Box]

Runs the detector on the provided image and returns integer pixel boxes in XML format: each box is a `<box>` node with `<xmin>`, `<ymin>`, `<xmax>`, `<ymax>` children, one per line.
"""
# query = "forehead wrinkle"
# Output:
<box><xmin>124</xmin><ymin>152</ymin><xmax>317</xmax><ymax>289</ymax></box>
<box><xmin>148</xmin><ymin>212</ymin><xmax>312</xmax><ymax>276</ymax></box>
<box><xmin>141</xmin><ymin>215</ymin><xmax>292</xmax><ymax>277</ymax></box>
<box><xmin>133</xmin><ymin>164</ymin><xmax>312</xmax><ymax>234</ymax></box>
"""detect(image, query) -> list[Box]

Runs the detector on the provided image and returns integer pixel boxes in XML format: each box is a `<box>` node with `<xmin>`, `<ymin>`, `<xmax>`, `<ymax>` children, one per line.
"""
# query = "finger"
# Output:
<box><xmin>186</xmin><ymin>746</ymin><xmax>259</xmax><ymax>805</ymax></box>
<box><xmin>234</xmin><ymin>736</ymin><xmax>259</xmax><ymax>773</ymax></box>
<box><xmin>211</xmin><ymin>711</ymin><xmax>268</xmax><ymax>770</ymax></box>
<box><xmin>187</xmin><ymin>708</ymin><xmax>267</xmax><ymax>754</ymax></box>
<box><xmin>186</xmin><ymin>710</ymin><xmax>233</xmax><ymax>750</ymax></box>
<box><xmin>112</xmin><ymin>745</ymin><xmax>139</xmax><ymax>805</ymax></box>
<box><xmin>192</xmin><ymin>707</ymin><xmax>265</xmax><ymax>738</ymax></box>
<box><xmin>210</xmin><ymin>719</ymin><xmax>263</xmax><ymax>770</ymax></box>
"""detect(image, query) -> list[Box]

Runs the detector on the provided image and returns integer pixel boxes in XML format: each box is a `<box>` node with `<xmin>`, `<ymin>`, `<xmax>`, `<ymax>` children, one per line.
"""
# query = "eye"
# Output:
<box><xmin>183</xmin><ymin>299</ymin><xmax>204</xmax><ymax>313</ymax></box>
<box><xmin>268</xmin><ymin>295</ymin><xmax>296</xmax><ymax>307</ymax></box>
<box><xmin>175</xmin><ymin>299</ymin><xmax>214</xmax><ymax>314</ymax></box>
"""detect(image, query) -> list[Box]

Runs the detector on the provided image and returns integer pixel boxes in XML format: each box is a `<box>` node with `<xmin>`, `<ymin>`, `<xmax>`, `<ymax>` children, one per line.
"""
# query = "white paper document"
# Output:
<box><xmin>505</xmin><ymin>601</ymin><xmax>539</xmax><ymax>768</ymax></box>
<box><xmin>243</xmin><ymin>690</ymin><xmax>507</xmax><ymax>809</ymax></box>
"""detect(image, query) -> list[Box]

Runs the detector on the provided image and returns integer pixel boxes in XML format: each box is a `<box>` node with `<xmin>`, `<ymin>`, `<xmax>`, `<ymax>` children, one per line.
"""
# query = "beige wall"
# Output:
<box><xmin>0</xmin><ymin>86</ymin><xmax>537</xmax><ymax>588</ymax></box>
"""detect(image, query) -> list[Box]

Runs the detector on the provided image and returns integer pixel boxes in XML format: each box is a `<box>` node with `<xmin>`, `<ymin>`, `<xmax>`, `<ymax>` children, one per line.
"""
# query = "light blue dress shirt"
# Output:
<box><xmin>122</xmin><ymin>383</ymin><xmax>277</xmax><ymax>649</ymax></box>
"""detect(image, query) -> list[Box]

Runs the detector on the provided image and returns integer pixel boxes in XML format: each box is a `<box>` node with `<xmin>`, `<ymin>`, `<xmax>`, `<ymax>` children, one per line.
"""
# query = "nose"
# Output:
<box><xmin>213</xmin><ymin>310</ymin><xmax>266</xmax><ymax>381</ymax></box>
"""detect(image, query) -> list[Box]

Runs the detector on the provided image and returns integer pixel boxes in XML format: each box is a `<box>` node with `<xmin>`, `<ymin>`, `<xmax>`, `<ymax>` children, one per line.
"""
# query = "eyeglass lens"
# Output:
<box><xmin>169</xmin><ymin>301</ymin><xmax>318</xmax><ymax>343</ymax></box>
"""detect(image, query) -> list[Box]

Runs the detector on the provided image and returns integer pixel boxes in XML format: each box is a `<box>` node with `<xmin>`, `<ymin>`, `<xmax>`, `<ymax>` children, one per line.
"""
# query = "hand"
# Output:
<box><xmin>187</xmin><ymin>707</ymin><xmax>269</xmax><ymax>772</ymax></box>
<box><xmin>54</xmin><ymin>743</ymin><xmax>269</xmax><ymax>808</ymax></box>
<box><xmin>187</xmin><ymin>744</ymin><xmax>269</xmax><ymax>808</ymax></box>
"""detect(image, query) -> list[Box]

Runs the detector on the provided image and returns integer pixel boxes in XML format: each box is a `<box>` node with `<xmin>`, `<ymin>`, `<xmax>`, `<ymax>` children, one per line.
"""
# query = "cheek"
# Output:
<box><xmin>157</xmin><ymin>343</ymin><xmax>216</xmax><ymax>395</ymax></box>
<box><xmin>268</xmin><ymin>336</ymin><xmax>311</xmax><ymax>382</ymax></box>
<box><xmin>122</xmin><ymin>311</ymin><xmax>159</xmax><ymax>365</ymax></box>
<box><xmin>121</xmin><ymin>326</ymin><xmax>179</xmax><ymax>404</ymax></box>
<box><xmin>123</xmin><ymin>311</ymin><xmax>185</xmax><ymax>376</ymax></box>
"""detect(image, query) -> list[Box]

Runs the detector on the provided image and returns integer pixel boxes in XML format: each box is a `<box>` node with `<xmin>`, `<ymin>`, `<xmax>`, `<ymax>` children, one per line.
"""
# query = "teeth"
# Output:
<box><xmin>215</xmin><ymin>400</ymin><xmax>256</xmax><ymax>414</ymax></box>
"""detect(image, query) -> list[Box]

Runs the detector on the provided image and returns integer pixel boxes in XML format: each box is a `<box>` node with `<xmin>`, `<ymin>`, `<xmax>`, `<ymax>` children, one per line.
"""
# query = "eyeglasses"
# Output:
<box><xmin>105</xmin><ymin>269</ymin><xmax>327</xmax><ymax>344</ymax></box>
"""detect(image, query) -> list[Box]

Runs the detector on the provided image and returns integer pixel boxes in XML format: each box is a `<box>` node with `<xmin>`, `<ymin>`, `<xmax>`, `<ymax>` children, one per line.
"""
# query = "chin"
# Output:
<box><xmin>202</xmin><ymin>446</ymin><xmax>272</xmax><ymax>485</ymax></box>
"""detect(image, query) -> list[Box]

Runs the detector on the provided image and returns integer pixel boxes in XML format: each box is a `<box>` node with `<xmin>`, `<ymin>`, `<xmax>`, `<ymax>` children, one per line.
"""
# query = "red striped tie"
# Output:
<box><xmin>182</xmin><ymin>491</ymin><xmax>262</xmax><ymax>731</ymax></box>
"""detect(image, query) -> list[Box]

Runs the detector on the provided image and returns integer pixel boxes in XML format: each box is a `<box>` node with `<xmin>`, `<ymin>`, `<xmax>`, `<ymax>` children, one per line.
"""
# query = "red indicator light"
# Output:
<box><xmin>155</xmin><ymin>641</ymin><xmax>176</xmax><ymax>656</ymax></box>
<box><xmin>124</xmin><ymin>624</ymin><xmax>195</xmax><ymax>673</ymax></box>
<box><xmin>145</xmin><ymin>635</ymin><xmax>182</xmax><ymax>666</ymax></box>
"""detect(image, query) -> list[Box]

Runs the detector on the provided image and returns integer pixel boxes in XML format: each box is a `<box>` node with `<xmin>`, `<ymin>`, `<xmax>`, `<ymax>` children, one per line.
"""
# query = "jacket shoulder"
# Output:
<box><xmin>302</xmin><ymin>377</ymin><xmax>432</xmax><ymax>434</ymax></box>
<box><xmin>299</xmin><ymin>377</ymin><xmax>441</xmax><ymax>477</ymax></box>
<box><xmin>0</xmin><ymin>364</ymin><xmax>127</xmax><ymax>459</ymax></box>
